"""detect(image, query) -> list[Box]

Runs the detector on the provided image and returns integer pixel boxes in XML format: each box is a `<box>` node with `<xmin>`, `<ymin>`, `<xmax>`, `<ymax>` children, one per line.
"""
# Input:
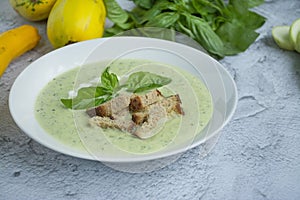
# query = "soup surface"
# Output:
<box><xmin>35</xmin><ymin>59</ymin><xmax>213</xmax><ymax>155</ymax></box>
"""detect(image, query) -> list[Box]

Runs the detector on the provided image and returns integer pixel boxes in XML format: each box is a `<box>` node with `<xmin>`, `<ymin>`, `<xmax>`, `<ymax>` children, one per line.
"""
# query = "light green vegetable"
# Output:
<box><xmin>272</xmin><ymin>18</ymin><xmax>300</xmax><ymax>53</ymax></box>
<box><xmin>60</xmin><ymin>67</ymin><xmax>172</xmax><ymax>110</ymax></box>
<box><xmin>272</xmin><ymin>26</ymin><xmax>294</xmax><ymax>51</ymax></box>
<box><xmin>103</xmin><ymin>0</ymin><xmax>266</xmax><ymax>58</ymax></box>
<box><xmin>289</xmin><ymin>18</ymin><xmax>300</xmax><ymax>46</ymax></box>
<box><xmin>296</xmin><ymin>33</ymin><xmax>300</xmax><ymax>53</ymax></box>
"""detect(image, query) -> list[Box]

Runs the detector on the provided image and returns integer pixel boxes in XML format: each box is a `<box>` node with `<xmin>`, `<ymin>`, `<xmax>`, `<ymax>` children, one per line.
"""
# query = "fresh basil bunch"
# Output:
<box><xmin>103</xmin><ymin>0</ymin><xmax>266</xmax><ymax>58</ymax></box>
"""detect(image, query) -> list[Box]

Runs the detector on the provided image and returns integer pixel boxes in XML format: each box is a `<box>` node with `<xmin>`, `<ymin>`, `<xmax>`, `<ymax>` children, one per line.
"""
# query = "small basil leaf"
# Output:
<box><xmin>130</xmin><ymin>6</ymin><xmax>161</xmax><ymax>25</ymax></box>
<box><xmin>61</xmin><ymin>96</ymin><xmax>110</xmax><ymax>110</ymax></box>
<box><xmin>71</xmin><ymin>98</ymin><xmax>100</xmax><ymax>110</ymax></box>
<box><xmin>125</xmin><ymin>71</ymin><xmax>171</xmax><ymax>93</ymax></box>
<box><xmin>247</xmin><ymin>0</ymin><xmax>264</xmax><ymax>8</ymax></box>
<box><xmin>101</xmin><ymin>67</ymin><xmax>119</xmax><ymax>91</ymax></box>
<box><xmin>182</xmin><ymin>13</ymin><xmax>226</xmax><ymax>58</ymax></box>
<box><xmin>230</xmin><ymin>0</ymin><xmax>264</xmax><ymax>9</ymax></box>
<box><xmin>60</xmin><ymin>86</ymin><xmax>112</xmax><ymax>110</ymax></box>
<box><xmin>74</xmin><ymin>97</ymin><xmax>108</xmax><ymax>110</ymax></box>
<box><xmin>146</xmin><ymin>12</ymin><xmax>180</xmax><ymax>28</ymax></box>
<box><xmin>215</xmin><ymin>0</ymin><xmax>226</xmax><ymax>8</ymax></box>
<box><xmin>60</xmin><ymin>98</ymin><xmax>73</xmax><ymax>109</ymax></box>
<box><xmin>131</xmin><ymin>0</ymin><xmax>155</xmax><ymax>9</ymax></box>
<box><xmin>103</xmin><ymin>0</ymin><xmax>129</xmax><ymax>24</ymax></box>
<box><xmin>124</xmin><ymin>27</ymin><xmax>175</xmax><ymax>41</ymax></box>
<box><xmin>104</xmin><ymin>25</ymin><xmax>124</xmax><ymax>37</ymax></box>
<box><xmin>134</xmin><ymin>83</ymin><xmax>167</xmax><ymax>93</ymax></box>
<box><xmin>130</xmin><ymin>0</ymin><xmax>177</xmax><ymax>25</ymax></box>
<box><xmin>77</xmin><ymin>86</ymin><xmax>112</xmax><ymax>99</ymax></box>
<box><xmin>191</xmin><ymin>0</ymin><xmax>223</xmax><ymax>16</ymax></box>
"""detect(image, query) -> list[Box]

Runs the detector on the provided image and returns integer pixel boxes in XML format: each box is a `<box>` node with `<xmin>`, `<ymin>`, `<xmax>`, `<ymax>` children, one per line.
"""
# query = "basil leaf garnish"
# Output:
<box><xmin>61</xmin><ymin>67</ymin><xmax>171</xmax><ymax>110</ymax></box>
<box><xmin>125</xmin><ymin>71</ymin><xmax>172</xmax><ymax>93</ymax></box>
<box><xmin>101</xmin><ymin>67</ymin><xmax>119</xmax><ymax>91</ymax></box>
<box><xmin>60</xmin><ymin>86</ymin><xmax>112</xmax><ymax>110</ymax></box>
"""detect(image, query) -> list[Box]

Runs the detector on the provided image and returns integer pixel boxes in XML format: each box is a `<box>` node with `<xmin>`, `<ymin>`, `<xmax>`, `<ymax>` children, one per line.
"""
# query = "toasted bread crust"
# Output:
<box><xmin>129</xmin><ymin>90</ymin><xmax>163</xmax><ymax>112</ymax></box>
<box><xmin>88</xmin><ymin>90</ymin><xmax>184</xmax><ymax>139</ymax></box>
<box><xmin>134</xmin><ymin>104</ymin><xmax>167</xmax><ymax>139</ymax></box>
<box><xmin>90</xmin><ymin>116</ymin><xmax>136</xmax><ymax>133</ymax></box>
<box><xmin>131</xmin><ymin>94</ymin><xmax>184</xmax><ymax>124</ymax></box>
<box><xmin>160</xmin><ymin>94</ymin><xmax>184</xmax><ymax>115</ymax></box>
<box><xmin>86</xmin><ymin>94</ymin><xmax>130</xmax><ymax>119</ymax></box>
<box><xmin>132</xmin><ymin>112</ymin><xmax>148</xmax><ymax>125</ymax></box>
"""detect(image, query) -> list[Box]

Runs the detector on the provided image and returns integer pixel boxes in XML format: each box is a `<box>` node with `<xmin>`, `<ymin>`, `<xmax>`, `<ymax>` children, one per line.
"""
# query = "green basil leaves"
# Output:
<box><xmin>104</xmin><ymin>0</ymin><xmax>266</xmax><ymax>58</ymax></box>
<box><xmin>126</xmin><ymin>71</ymin><xmax>172</xmax><ymax>93</ymax></box>
<box><xmin>60</xmin><ymin>67</ymin><xmax>171</xmax><ymax>110</ymax></box>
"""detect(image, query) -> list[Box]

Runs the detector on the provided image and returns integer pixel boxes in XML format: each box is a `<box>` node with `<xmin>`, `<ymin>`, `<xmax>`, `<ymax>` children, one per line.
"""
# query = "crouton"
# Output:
<box><xmin>129</xmin><ymin>89</ymin><xmax>163</xmax><ymax>112</ymax></box>
<box><xmin>88</xmin><ymin>89</ymin><xmax>184</xmax><ymax>139</ymax></box>
<box><xmin>133</xmin><ymin>104</ymin><xmax>168</xmax><ymax>139</ymax></box>
<box><xmin>90</xmin><ymin>116</ymin><xmax>137</xmax><ymax>133</ymax></box>
<box><xmin>86</xmin><ymin>94</ymin><xmax>130</xmax><ymax>119</ymax></box>
<box><xmin>160</xmin><ymin>94</ymin><xmax>184</xmax><ymax>115</ymax></box>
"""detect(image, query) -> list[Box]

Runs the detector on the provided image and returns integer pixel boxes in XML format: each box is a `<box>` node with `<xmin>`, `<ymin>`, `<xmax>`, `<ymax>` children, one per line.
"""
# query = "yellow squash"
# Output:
<box><xmin>47</xmin><ymin>0</ymin><xmax>106</xmax><ymax>48</ymax></box>
<box><xmin>9</xmin><ymin>0</ymin><xmax>57</xmax><ymax>21</ymax></box>
<box><xmin>0</xmin><ymin>25</ymin><xmax>41</xmax><ymax>77</ymax></box>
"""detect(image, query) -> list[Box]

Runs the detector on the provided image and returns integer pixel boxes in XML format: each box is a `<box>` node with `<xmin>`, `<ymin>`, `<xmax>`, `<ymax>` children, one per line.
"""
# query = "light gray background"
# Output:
<box><xmin>1</xmin><ymin>0</ymin><xmax>300</xmax><ymax>199</ymax></box>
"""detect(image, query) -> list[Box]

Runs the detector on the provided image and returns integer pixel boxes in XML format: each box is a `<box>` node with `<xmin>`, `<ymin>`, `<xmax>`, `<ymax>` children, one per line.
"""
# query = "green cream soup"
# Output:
<box><xmin>35</xmin><ymin>59</ymin><xmax>213</xmax><ymax>155</ymax></box>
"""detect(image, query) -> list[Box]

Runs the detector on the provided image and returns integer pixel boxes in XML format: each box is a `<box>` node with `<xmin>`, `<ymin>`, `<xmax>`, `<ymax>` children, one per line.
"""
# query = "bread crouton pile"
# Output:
<box><xmin>87</xmin><ymin>90</ymin><xmax>184</xmax><ymax>139</ymax></box>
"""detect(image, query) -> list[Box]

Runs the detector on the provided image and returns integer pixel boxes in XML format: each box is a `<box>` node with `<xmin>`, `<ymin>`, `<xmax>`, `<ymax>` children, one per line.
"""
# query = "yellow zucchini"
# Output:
<box><xmin>47</xmin><ymin>0</ymin><xmax>106</xmax><ymax>48</ymax></box>
<box><xmin>0</xmin><ymin>25</ymin><xmax>41</xmax><ymax>77</ymax></box>
<box><xmin>9</xmin><ymin>0</ymin><xmax>57</xmax><ymax>21</ymax></box>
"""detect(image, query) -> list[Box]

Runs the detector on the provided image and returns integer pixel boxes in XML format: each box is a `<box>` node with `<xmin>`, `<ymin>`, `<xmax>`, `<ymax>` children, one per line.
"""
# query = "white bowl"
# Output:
<box><xmin>9</xmin><ymin>37</ymin><xmax>237</xmax><ymax>162</ymax></box>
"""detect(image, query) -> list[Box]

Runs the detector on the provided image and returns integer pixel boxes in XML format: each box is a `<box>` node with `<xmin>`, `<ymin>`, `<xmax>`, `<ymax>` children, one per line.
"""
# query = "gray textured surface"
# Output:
<box><xmin>1</xmin><ymin>0</ymin><xmax>300</xmax><ymax>199</ymax></box>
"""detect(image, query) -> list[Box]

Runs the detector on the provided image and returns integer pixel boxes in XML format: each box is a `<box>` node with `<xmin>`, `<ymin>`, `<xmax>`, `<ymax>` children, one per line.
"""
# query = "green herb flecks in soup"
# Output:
<box><xmin>35</xmin><ymin>59</ymin><xmax>213</xmax><ymax>155</ymax></box>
